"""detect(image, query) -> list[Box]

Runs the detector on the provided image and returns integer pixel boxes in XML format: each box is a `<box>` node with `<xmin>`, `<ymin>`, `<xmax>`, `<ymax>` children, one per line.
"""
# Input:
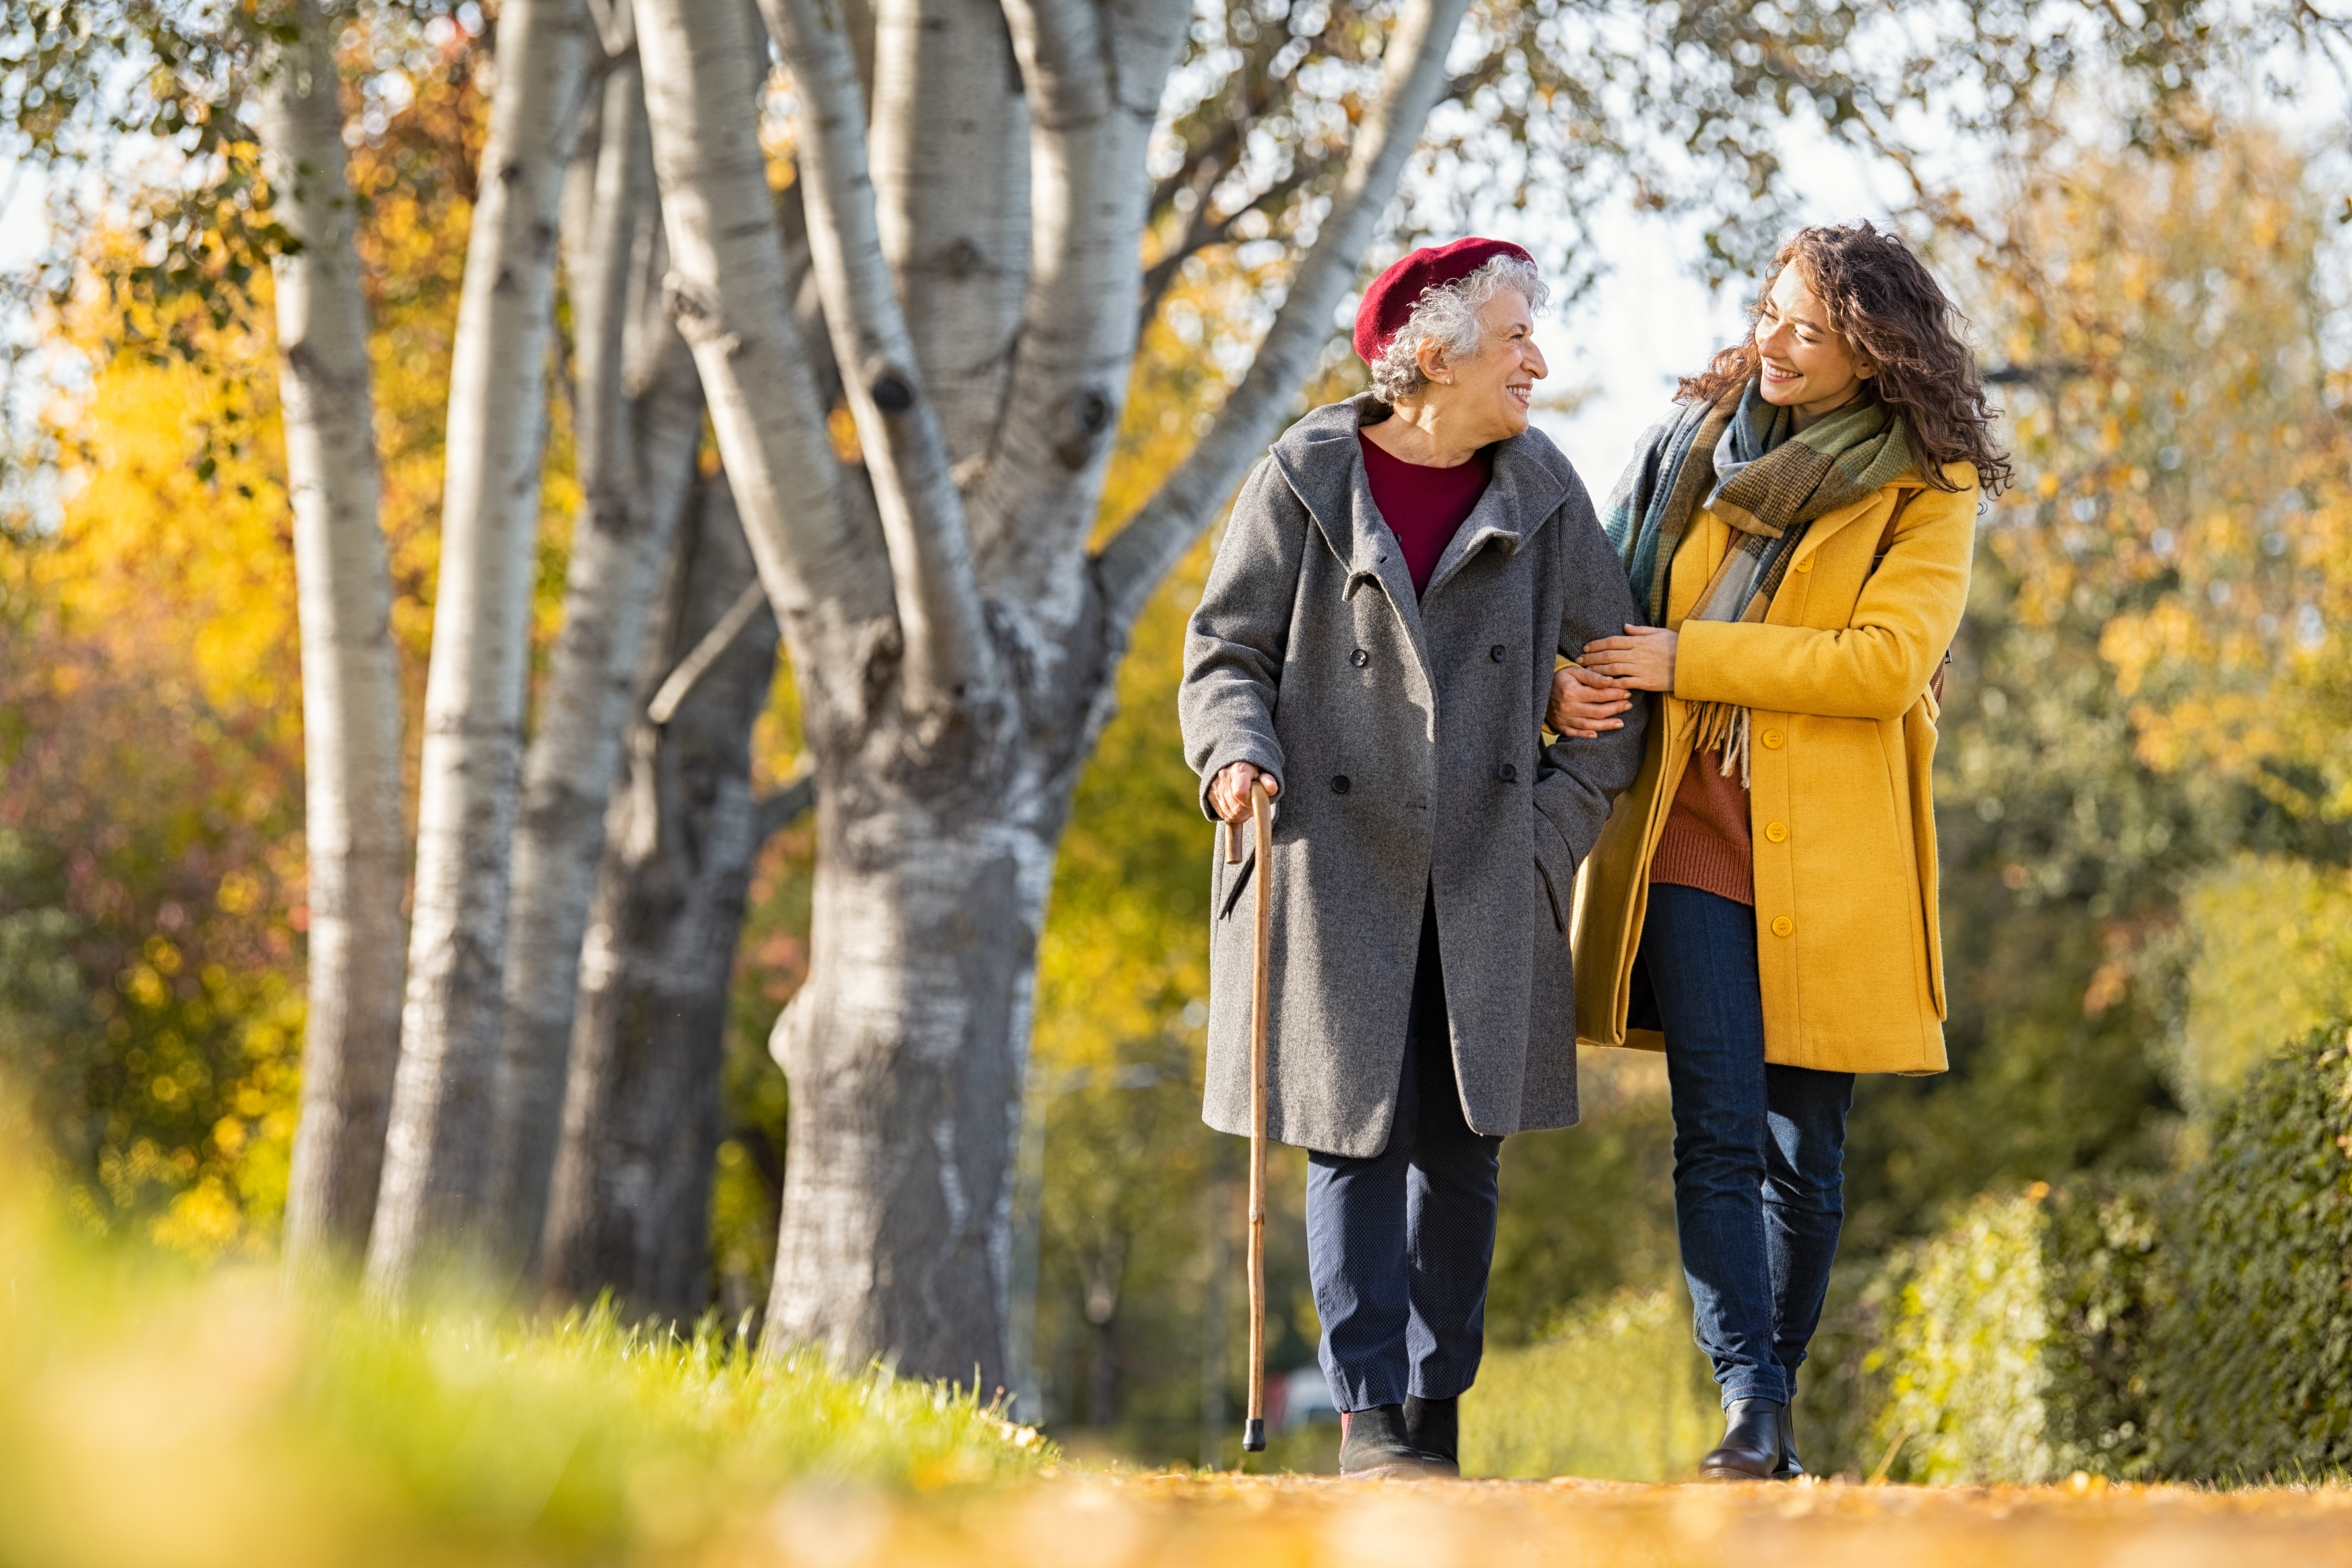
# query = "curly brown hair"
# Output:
<box><xmin>1678</xmin><ymin>222</ymin><xmax>2012</xmax><ymax>496</ymax></box>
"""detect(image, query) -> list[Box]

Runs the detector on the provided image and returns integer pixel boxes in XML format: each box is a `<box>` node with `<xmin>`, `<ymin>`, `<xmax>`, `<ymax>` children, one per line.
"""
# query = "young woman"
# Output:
<box><xmin>1549</xmin><ymin>222</ymin><xmax>2010</xmax><ymax>1480</ymax></box>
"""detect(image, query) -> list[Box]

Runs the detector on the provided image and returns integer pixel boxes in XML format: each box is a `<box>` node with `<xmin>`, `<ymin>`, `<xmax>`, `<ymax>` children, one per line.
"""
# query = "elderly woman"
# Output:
<box><xmin>1551</xmin><ymin>222</ymin><xmax>2008</xmax><ymax>1480</ymax></box>
<box><xmin>1180</xmin><ymin>238</ymin><xmax>1648</xmax><ymax>1478</ymax></box>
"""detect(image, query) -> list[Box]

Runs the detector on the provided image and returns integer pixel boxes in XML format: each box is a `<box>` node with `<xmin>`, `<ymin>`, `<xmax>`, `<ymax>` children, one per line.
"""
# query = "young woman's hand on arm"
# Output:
<box><xmin>1579</xmin><ymin>625</ymin><xmax>1679</xmax><ymax>692</ymax></box>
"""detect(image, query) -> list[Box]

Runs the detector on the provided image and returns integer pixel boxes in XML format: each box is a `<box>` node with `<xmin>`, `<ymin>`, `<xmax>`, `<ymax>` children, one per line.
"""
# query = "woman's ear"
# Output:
<box><xmin>1415</xmin><ymin>337</ymin><xmax>1452</xmax><ymax>386</ymax></box>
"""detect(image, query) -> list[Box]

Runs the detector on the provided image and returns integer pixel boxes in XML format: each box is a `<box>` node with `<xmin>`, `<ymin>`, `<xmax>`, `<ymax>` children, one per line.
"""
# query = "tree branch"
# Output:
<box><xmin>1136</xmin><ymin>149</ymin><xmax>1339</xmax><ymax>332</ymax></box>
<box><xmin>967</xmin><ymin>0</ymin><xmax>1188</xmax><ymax>597</ymax></box>
<box><xmin>869</xmin><ymin>0</ymin><xmax>1030</xmax><ymax>471</ymax></box>
<box><xmin>632</xmin><ymin>0</ymin><xmax>894</xmax><ymax>633</ymax></box>
<box><xmin>1095</xmin><ymin>0</ymin><xmax>1474</xmax><ymax>629</ymax></box>
<box><xmin>646</xmin><ymin>578</ymin><xmax>767</xmax><ymax>725</ymax></box>
<box><xmin>755</xmin><ymin>0</ymin><xmax>994</xmax><ymax>708</ymax></box>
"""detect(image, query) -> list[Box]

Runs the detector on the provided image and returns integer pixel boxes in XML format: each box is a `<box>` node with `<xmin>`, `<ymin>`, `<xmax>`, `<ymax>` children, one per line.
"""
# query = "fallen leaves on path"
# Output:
<box><xmin>740</xmin><ymin>1473</ymin><xmax>2352</xmax><ymax>1568</ymax></box>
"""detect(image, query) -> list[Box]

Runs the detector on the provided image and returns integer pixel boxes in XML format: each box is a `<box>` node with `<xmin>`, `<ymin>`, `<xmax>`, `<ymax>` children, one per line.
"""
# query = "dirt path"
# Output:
<box><xmin>756</xmin><ymin>1474</ymin><xmax>2352</xmax><ymax>1567</ymax></box>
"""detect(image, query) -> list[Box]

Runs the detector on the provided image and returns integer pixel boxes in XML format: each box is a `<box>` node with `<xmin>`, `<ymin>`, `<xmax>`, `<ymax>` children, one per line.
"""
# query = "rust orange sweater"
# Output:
<box><xmin>1649</xmin><ymin>749</ymin><xmax>1754</xmax><ymax>906</ymax></box>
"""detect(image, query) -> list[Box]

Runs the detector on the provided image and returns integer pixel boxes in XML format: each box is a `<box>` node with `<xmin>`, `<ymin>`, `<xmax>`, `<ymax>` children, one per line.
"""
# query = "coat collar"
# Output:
<box><xmin>1269</xmin><ymin>394</ymin><xmax>1574</xmax><ymax>618</ymax></box>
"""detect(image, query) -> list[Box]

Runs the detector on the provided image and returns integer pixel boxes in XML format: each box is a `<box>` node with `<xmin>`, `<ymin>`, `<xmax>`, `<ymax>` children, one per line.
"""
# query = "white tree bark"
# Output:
<box><xmin>633</xmin><ymin>0</ymin><xmax>894</xmax><ymax>659</ymax></box>
<box><xmin>260</xmin><ymin>0</ymin><xmax>410</xmax><ymax>1262</ymax></box>
<box><xmin>966</xmin><ymin>0</ymin><xmax>1188</xmax><ymax>622</ymax></box>
<box><xmin>367</xmin><ymin>0</ymin><xmax>594</xmax><ymax>1292</ymax></box>
<box><xmin>756</xmin><ymin>0</ymin><xmax>994</xmax><ymax>710</ymax></box>
<box><xmin>485</xmin><ymin>51</ymin><xmax>709</xmax><ymax>1269</ymax></box>
<box><xmin>868</xmin><ymin>0</ymin><xmax>1029</xmax><ymax>469</ymax></box>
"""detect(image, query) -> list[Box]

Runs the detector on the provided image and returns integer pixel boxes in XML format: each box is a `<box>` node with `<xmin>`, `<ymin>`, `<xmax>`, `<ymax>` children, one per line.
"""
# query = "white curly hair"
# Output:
<box><xmin>1368</xmin><ymin>255</ymin><xmax>1550</xmax><ymax>404</ymax></box>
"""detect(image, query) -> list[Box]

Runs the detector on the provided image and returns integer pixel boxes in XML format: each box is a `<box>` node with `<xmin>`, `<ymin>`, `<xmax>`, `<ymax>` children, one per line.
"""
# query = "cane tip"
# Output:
<box><xmin>1242</xmin><ymin>1418</ymin><xmax>1266</xmax><ymax>1452</ymax></box>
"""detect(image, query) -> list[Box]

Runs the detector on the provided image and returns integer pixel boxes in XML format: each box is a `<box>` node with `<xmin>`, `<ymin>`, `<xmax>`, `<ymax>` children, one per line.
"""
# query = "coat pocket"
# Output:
<box><xmin>1218</xmin><ymin>849</ymin><xmax>1256</xmax><ymax>921</ymax></box>
<box><xmin>1532</xmin><ymin>808</ymin><xmax>1577</xmax><ymax>936</ymax></box>
<box><xmin>1534</xmin><ymin>854</ymin><xmax>1568</xmax><ymax>935</ymax></box>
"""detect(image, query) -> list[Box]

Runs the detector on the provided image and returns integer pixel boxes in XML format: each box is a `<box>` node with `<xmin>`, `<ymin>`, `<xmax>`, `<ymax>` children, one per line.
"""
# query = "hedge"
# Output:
<box><xmin>1862</xmin><ymin>1180</ymin><xmax>2161</xmax><ymax>1483</ymax></box>
<box><xmin>1820</xmin><ymin>1023</ymin><xmax>2352</xmax><ymax>1485</ymax></box>
<box><xmin>2153</xmin><ymin>1024</ymin><xmax>2352</xmax><ymax>1479</ymax></box>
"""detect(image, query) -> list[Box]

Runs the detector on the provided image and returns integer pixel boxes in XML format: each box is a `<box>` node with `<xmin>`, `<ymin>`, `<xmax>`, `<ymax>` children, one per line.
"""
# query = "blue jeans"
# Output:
<box><xmin>1638</xmin><ymin>883</ymin><xmax>1854</xmax><ymax>1409</ymax></box>
<box><xmin>1306</xmin><ymin>896</ymin><xmax>1503</xmax><ymax>1412</ymax></box>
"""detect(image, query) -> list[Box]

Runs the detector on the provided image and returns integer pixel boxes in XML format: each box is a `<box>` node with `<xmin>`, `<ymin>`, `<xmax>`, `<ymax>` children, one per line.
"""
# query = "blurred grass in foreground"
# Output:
<box><xmin>1462</xmin><ymin>1288</ymin><xmax>1718</xmax><ymax>1480</ymax></box>
<box><xmin>0</xmin><ymin>1170</ymin><xmax>1045</xmax><ymax>1568</ymax></box>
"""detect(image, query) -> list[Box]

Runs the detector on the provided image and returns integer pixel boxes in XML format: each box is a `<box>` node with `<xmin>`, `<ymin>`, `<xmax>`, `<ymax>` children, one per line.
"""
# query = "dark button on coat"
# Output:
<box><xmin>1179</xmin><ymin>396</ymin><xmax>1649</xmax><ymax>1157</ymax></box>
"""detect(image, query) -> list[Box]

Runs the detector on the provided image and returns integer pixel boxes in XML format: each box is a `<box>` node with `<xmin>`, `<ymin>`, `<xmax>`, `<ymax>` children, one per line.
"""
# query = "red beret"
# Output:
<box><xmin>1353</xmin><ymin>237</ymin><xmax>1537</xmax><ymax>366</ymax></box>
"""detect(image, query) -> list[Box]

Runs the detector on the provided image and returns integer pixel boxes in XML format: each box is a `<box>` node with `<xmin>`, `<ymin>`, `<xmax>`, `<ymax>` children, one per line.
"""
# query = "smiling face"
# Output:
<box><xmin>1754</xmin><ymin>264</ymin><xmax>1874</xmax><ymax>427</ymax></box>
<box><xmin>1414</xmin><ymin>289</ymin><xmax>1546</xmax><ymax>446</ymax></box>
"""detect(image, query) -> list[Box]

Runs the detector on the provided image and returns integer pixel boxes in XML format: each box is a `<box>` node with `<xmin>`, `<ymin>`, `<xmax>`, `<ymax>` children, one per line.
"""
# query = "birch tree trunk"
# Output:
<box><xmin>868</xmin><ymin>0</ymin><xmax>1028</xmax><ymax>467</ymax></box>
<box><xmin>538</xmin><ymin>474</ymin><xmax>799</xmax><ymax>1322</ymax></box>
<box><xmin>259</xmin><ymin>0</ymin><xmax>410</xmax><ymax>1261</ymax></box>
<box><xmin>368</xmin><ymin>0</ymin><xmax>594</xmax><ymax>1292</ymax></box>
<box><xmin>635</xmin><ymin>0</ymin><xmax>1470</xmax><ymax>1384</ymax></box>
<box><xmin>485</xmin><ymin>47</ymin><xmax>708</xmax><ymax>1269</ymax></box>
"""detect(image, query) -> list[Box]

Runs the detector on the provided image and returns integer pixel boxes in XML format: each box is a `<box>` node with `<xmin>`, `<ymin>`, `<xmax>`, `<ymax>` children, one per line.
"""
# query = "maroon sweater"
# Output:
<box><xmin>1359</xmin><ymin>432</ymin><xmax>1490</xmax><ymax>596</ymax></box>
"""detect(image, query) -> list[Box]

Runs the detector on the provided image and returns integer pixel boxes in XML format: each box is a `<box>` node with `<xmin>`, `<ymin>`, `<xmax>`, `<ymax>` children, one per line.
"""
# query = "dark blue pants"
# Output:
<box><xmin>1306</xmin><ymin>897</ymin><xmax>1503</xmax><ymax>1412</ymax></box>
<box><xmin>1638</xmin><ymin>883</ymin><xmax>1854</xmax><ymax>1409</ymax></box>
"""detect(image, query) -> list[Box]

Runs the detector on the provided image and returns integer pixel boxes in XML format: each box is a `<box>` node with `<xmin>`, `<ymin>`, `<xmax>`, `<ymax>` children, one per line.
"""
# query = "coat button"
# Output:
<box><xmin>1765</xmin><ymin>821</ymin><xmax>1788</xmax><ymax>843</ymax></box>
<box><xmin>1331</xmin><ymin>775</ymin><xmax>1351</xmax><ymax>794</ymax></box>
<box><xmin>1496</xmin><ymin>764</ymin><xmax>1517</xmax><ymax>783</ymax></box>
<box><xmin>1490</xmin><ymin>644</ymin><xmax>1506</xmax><ymax>663</ymax></box>
<box><xmin>1350</xmin><ymin>648</ymin><xmax>1369</xmax><ymax>668</ymax></box>
<box><xmin>1795</xmin><ymin>557</ymin><xmax>1814</xmax><ymax>572</ymax></box>
<box><xmin>1771</xmin><ymin>915</ymin><xmax>1794</xmax><ymax>937</ymax></box>
<box><xmin>1760</xmin><ymin>729</ymin><xmax>1785</xmax><ymax>749</ymax></box>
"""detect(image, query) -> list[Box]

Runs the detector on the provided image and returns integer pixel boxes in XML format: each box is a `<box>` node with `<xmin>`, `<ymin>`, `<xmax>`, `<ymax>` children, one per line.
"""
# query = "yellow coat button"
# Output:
<box><xmin>1765</xmin><ymin>821</ymin><xmax>1788</xmax><ymax>842</ymax></box>
<box><xmin>1760</xmin><ymin>729</ymin><xmax>1784</xmax><ymax>749</ymax></box>
<box><xmin>1794</xmin><ymin>557</ymin><xmax>1814</xmax><ymax>572</ymax></box>
<box><xmin>1772</xmin><ymin>916</ymin><xmax>1794</xmax><ymax>937</ymax></box>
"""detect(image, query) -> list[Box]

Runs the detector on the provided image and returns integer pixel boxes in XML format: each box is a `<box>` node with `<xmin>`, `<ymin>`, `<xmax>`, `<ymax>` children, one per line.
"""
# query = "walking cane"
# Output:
<box><xmin>1224</xmin><ymin>778</ymin><xmax>1274</xmax><ymax>1455</ymax></box>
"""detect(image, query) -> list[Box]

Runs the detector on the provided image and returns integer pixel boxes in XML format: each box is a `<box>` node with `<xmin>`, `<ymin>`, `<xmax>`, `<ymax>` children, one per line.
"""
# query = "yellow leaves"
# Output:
<box><xmin>215</xmin><ymin>872</ymin><xmax>262</xmax><ymax>916</ymax></box>
<box><xmin>40</xmin><ymin>278</ymin><xmax>299</xmax><ymax>740</ymax></box>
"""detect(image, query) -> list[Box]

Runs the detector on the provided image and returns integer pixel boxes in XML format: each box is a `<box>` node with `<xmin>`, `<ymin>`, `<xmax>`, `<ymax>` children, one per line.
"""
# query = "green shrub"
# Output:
<box><xmin>1461</xmin><ymin>1287</ymin><xmax>1719</xmax><ymax>1480</ymax></box>
<box><xmin>2152</xmin><ymin>1024</ymin><xmax>2352</xmax><ymax>1481</ymax></box>
<box><xmin>1851</xmin><ymin>1180</ymin><xmax>2162</xmax><ymax>1485</ymax></box>
<box><xmin>1831</xmin><ymin>1022</ymin><xmax>2352</xmax><ymax>1486</ymax></box>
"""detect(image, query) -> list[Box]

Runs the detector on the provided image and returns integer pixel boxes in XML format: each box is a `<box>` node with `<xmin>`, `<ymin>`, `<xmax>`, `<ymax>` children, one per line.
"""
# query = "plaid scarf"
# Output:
<box><xmin>1601</xmin><ymin>380</ymin><xmax>1913</xmax><ymax>784</ymax></box>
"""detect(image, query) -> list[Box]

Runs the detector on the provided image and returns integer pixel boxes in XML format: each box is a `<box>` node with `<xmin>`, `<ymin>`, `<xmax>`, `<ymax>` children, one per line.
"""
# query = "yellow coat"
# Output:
<box><xmin>1570</xmin><ymin>465</ymin><xmax>1978</xmax><ymax>1075</ymax></box>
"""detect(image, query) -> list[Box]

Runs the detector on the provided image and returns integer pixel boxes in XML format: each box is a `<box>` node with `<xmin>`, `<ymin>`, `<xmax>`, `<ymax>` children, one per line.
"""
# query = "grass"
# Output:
<box><xmin>0</xmin><ymin>1176</ymin><xmax>1047</xmax><ymax>1568</ymax></box>
<box><xmin>1462</xmin><ymin>1287</ymin><xmax>1721</xmax><ymax>1480</ymax></box>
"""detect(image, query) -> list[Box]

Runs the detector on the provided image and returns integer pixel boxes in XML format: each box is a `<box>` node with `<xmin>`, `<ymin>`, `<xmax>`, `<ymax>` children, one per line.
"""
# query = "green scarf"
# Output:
<box><xmin>1602</xmin><ymin>380</ymin><xmax>1913</xmax><ymax>782</ymax></box>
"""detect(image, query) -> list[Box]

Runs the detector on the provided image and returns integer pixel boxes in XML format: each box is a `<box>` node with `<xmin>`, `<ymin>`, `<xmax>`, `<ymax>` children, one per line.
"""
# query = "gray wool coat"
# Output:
<box><xmin>1179</xmin><ymin>395</ymin><xmax>1649</xmax><ymax>1158</ymax></box>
